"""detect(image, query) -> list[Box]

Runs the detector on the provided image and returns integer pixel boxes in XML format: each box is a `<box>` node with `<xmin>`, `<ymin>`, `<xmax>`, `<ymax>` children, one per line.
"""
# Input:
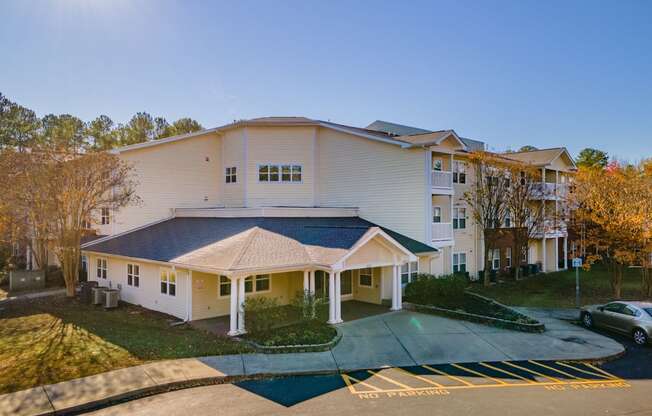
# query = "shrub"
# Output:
<box><xmin>290</xmin><ymin>290</ymin><xmax>326</xmax><ymax>322</ymax></box>
<box><xmin>404</xmin><ymin>274</ymin><xmax>467</xmax><ymax>309</ymax></box>
<box><xmin>243</xmin><ymin>296</ymin><xmax>283</xmax><ymax>335</ymax></box>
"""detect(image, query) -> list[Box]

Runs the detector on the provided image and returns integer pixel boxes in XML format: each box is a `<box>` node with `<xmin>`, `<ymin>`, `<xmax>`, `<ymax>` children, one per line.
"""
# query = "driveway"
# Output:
<box><xmin>330</xmin><ymin>310</ymin><xmax>624</xmax><ymax>371</ymax></box>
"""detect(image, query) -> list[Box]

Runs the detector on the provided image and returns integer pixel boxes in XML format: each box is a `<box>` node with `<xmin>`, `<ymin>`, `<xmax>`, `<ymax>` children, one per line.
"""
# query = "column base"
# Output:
<box><xmin>327</xmin><ymin>319</ymin><xmax>342</xmax><ymax>324</ymax></box>
<box><xmin>227</xmin><ymin>330</ymin><xmax>240</xmax><ymax>337</ymax></box>
<box><xmin>390</xmin><ymin>307</ymin><xmax>402</xmax><ymax>311</ymax></box>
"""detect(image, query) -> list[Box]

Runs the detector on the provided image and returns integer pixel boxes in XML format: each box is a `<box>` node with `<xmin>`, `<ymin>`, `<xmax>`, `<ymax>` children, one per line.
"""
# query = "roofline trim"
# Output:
<box><xmin>317</xmin><ymin>122</ymin><xmax>411</xmax><ymax>148</ymax></box>
<box><xmin>331</xmin><ymin>227</ymin><xmax>417</xmax><ymax>270</ymax></box>
<box><xmin>109</xmin><ymin>128</ymin><xmax>223</xmax><ymax>154</ymax></box>
<box><xmin>402</xmin><ymin>130</ymin><xmax>468</xmax><ymax>151</ymax></box>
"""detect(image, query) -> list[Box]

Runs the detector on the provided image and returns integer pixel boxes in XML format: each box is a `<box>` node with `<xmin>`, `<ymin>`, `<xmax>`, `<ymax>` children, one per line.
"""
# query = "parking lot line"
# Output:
<box><xmin>422</xmin><ymin>365</ymin><xmax>475</xmax><ymax>386</ymax></box>
<box><xmin>450</xmin><ymin>363</ymin><xmax>509</xmax><ymax>385</ymax></box>
<box><xmin>479</xmin><ymin>362</ymin><xmax>537</xmax><ymax>384</ymax></box>
<box><xmin>395</xmin><ymin>367</ymin><xmax>446</xmax><ymax>388</ymax></box>
<box><xmin>501</xmin><ymin>361</ymin><xmax>562</xmax><ymax>383</ymax></box>
<box><xmin>554</xmin><ymin>361</ymin><xmax>615</xmax><ymax>380</ymax></box>
<box><xmin>583</xmin><ymin>362</ymin><xmax>622</xmax><ymax>380</ymax></box>
<box><xmin>528</xmin><ymin>360</ymin><xmax>586</xmax><ymax>381</ymax></box>
<box><xmin>367</xmin><ymin>370</ymin><xmax>413</xmax><ymax>390</ymax></box>
<box><xmin>342</xmin><ymin>374</ymin><xmax>383</xmax><ymax>393</ymax></box>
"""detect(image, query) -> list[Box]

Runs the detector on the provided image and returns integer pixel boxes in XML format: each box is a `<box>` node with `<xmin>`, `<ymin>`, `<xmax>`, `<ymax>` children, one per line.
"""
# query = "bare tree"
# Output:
<box><xmin>463</xmin><ymin>151</ymin><xmax>510</xmax><ymax>286</ymax></box>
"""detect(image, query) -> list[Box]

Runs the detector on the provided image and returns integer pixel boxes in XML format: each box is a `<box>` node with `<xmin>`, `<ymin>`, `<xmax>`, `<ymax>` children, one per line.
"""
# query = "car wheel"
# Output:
<box><xmin>633</xmin><ymin>328</ymin><xmax>648</xmax><ymax>346</ymax></box>
<box><xmin>582</xmin><ymin>312</ymin><xmax>593</xmax><ymax>328</ymax></box>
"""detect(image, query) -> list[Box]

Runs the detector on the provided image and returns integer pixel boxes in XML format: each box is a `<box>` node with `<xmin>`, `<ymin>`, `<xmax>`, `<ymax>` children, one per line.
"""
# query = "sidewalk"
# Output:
<box><xmin>0</xmin><ymin>288</ymin><xmax>66</xmax><ymax>305</ymax></box>
<box><xmin>0</xmin><ymin>310</ymin><xmax>625</xmax><ymax>416</ymax></box>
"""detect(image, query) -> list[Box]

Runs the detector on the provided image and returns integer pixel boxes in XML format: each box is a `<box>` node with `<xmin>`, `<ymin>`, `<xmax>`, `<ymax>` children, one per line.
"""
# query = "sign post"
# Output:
<box><xmin>572</xmin><ymin>258</ymin><xmax>582</xmax><ymax>308</ymax></box>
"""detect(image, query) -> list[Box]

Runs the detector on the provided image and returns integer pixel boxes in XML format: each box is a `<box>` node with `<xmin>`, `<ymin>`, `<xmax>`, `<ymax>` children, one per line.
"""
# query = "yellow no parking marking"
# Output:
<box><xmin>342</xmin><ymin>361</ymin><xmax>629</xmax><ymax>398</ymax></box>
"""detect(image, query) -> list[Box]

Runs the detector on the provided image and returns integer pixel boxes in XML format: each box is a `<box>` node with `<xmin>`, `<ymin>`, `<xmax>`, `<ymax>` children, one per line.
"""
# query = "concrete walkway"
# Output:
<box><xmin>0</xmin><ymin>287</ymin><xmax>66</xmax><ymax>304</ymax></box>
<box><xmin>0</xmin><ymin>310</ymin><xmax>624</xmax><ymax>416</ymax></box>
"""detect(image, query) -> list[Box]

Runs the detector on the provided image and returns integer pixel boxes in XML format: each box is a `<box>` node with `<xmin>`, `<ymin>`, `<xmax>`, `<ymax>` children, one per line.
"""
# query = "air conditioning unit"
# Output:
<box><xmin>92</xmin><ymin>287</ymin><xmax>107</xmax><ymax>305</ymax></box>
<box><xmin>104</xmin><ymin>289</ymin><xmax>120</xmax><ymax>309</ymax></box>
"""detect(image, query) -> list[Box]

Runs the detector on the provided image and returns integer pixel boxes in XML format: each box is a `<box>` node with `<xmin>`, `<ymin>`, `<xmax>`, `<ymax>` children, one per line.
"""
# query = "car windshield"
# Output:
<box><xmin>644</xmin><ymin>308</ymin><xmax>652</xmax><ymax>317</ymax></box>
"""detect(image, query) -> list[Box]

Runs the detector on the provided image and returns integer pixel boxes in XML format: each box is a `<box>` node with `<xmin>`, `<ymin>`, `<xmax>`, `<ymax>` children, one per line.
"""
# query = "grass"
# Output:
<box><xmin>0</xmin><ymin>295</ymin><xmax>251</xmax><ymax>394</ymax></box>
<box><xmin>470</xmin><ymin>264</ymin><xmax>647</xmax><ymax>308</ymax></box>
<box><xmin>246</xmin><ymin>320</ymin><xmax>337</xmax><ymax>347</ymax></box>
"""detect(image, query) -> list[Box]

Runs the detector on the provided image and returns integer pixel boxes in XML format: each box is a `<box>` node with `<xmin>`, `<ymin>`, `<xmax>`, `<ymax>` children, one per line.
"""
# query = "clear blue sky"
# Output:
<box><xmin>1</xmin><ymin>0</ymin><xmax>650</xmax><ymax>159</ymax></box>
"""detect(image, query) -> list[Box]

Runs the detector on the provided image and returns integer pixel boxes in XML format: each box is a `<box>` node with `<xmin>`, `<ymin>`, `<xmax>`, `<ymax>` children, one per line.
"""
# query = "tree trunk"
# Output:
<box><xmin>483</xmin><ymin>235</ymin><xmax>492</xmax><ymax>287</ymax></box>
<box><xmin>61</xmin><ymin>247</ymin><xmax>79</xmax><ymax>297</ymax></box>
<box><xmin>611</xmin><ymin>264</ymin><xmax>623</xmax><ymax>299</ymax></box>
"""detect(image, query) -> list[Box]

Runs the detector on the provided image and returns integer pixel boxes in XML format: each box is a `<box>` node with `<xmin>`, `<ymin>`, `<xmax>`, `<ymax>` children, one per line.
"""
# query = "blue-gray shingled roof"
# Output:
<box><xmin>83</xmin><ymin>217</ymin><xmax>436</xmax><ymax>263</ymax></box>
<box><xmin>366</xmin><ymin>120</ymin><xmax>485</xmax><ymax>151</ymax></box>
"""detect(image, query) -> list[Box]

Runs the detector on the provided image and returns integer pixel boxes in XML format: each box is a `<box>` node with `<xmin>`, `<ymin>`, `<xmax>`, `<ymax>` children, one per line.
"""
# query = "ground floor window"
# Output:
<box><xmin>521</xmin><ymin>246</ymin><xmax>528</xmax><ymax>263</ymax></box>
<box><xmin>244</xmin><ymin>274</ymin><xmax>271</xmax><ymax>294</ymax></box>
<box><xmin>96</xmin><ymin>258</ymin><xmax>107</xmax><ymax>279</ymax></box>
<box><xmin>401</xmin><ymin>261</ymin><xmax>419</xmax><ymax>285</ymax></box>
<box><xmin>491</xmin><ymin>248</ymin><xmax>501</xmax><ymax>270</ymax></box>
<box><xmin>359</xmin><ymin>268</ymin><xmax>373</xmax><ymax>287</ymax></box>
<box><xmin>160</xmin><ymin>269</ymin><xmax>176</xmax><ymax>296</ymax></box>
<box><xmin>219</xmin><ymin>276</ymin><xmax>231</xmax><ymax>297</ymax></box>
<box><xmin>341</xmin><ymin>271</ymin><xmax>352</xmax><ymax>295</ymax></box>
<box><xmin>453</xmin><ymin>253</ymin><xmax>467</xmax><ymax>273</ymax></box>
<box><xmin>506</xmin><ymin>247</ymin><xmax>512</xmax><ymax>268</ymax></box>
<box><xmin>81</xmin><ymin>255</ymin><xmax>88</xmax><ymax>273</ymax></box>
<box><xmin>127</xmin><ymin>263</ymin><xmax>140</xmax><ymax>287</ymax></box>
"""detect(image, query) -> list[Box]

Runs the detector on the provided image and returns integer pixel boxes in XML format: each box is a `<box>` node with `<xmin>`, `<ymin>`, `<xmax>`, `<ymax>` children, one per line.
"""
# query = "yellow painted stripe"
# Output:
<box><xmin>367</xmin><ymin>370</ymin><xmax>414</xmax><ymax>390</ymax></box>
<box><xmin>451</xmin><ymin>363</ymin><xmax>509</xmax><ymax>385</ymax></box>
<box><xmin>555</xmin><ymin>361</ymin><xmax>617</xmax><ymax>380</ymax></box>
<box><xmin>342</xmin><ymin>374</ymin><xmax>383</xmax><ymax>392</ymax></box>
<box><xmin>502</xmin><ymin>361</ymin><xmax>562</xmax><ymax>383</ymax></box>
<box><xmin>422</xmin><ymin>364</ymin><xmax>475</xmax><ymax>386</ymax></box>
<box><xmin>346</xmin><ymin>378</ymin><xmax>627</xmax><ymax>394</ymax></box>
<box><xmin>583</xmin><ymin>363</ymin><xmax>622</xmax><ymax>380</ymax></box>
<box><xmin>479</xmin><ymin>362</ymin><xmax>537</xmax><ymax>384</ymax></box>
<box><xmin>528</xmin><ymin>360</ymin><xmax>586</xmax><ymax>381</ymax></box>
<box><xmin>394</xmin><ymin>367</ymin><xmax>446</xmax><ymax>388</ymax></box>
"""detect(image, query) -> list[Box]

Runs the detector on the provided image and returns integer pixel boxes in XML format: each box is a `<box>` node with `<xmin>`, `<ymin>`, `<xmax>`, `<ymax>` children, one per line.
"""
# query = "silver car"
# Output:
<box><xmin>581</xmin><ymin>301</ymin><xmax>652</xmax><ymax>346</ymax></box>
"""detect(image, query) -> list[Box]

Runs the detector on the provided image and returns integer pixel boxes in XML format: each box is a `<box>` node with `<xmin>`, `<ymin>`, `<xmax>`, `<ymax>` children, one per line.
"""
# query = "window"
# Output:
<box><xmin>127</xmin><ymin>263</ymin><xmax>140</xmax><ymax>287</ymax></box>
<box><xmin>453</xmin><ymin>207</ymin><xmax>466</xmax><ymax>229</ymax></box>
<box><xmin>225</xmin><ymin>166</ymin><xmax>237</xmax><ymax>183</ymax></box>
<box><xmin>96</xmin><ymin>258</ymin><xmax>107</xmax><ymax>279</ymax></box>
<box><xmin>432</xmin><ymin>206</ymin><xmax>442</xmax><ymax>223</ymax></box>
<box><xmin>604</xmin><ymin>302</ymin><xmax>625</xmax><ymax>313</ymax></box>
<box><xmin>432</xmin><ymin>158</ymin><xmax>443</xmax><ymax>171</ymax></box>
<box><xmin>401</xmin><ymin>261</ymin><xmax>419</xmax><ymax>285</ymax></box>
<box><xmin>101</xmin><ymin>208</ymin><xmax>110</xmax><ymax>225</ymax></box>
<box><xmin>258</xmin><ymin>164</ymin><xmax>302</xmax><ymax>183</ymax></box>
<box><xmin>504</xmin><ymin>212</ymin><xmax>512</xmax><ymax>228</ymax></box>
<box><xmin>81</xmin><ymin>255</ymin><xmax>88</xmax><ymax>273</ymax></box>
<box><xmin>453</xmin><ymin>253</ymin><xmax>467</xmax><ymax>273</ymax></box>
<box><xmin>453</xmin><ymin>161</ymin><xmax>466</xmax><ymax>184</ymax></box>
<box><xmin>219</xmin><ymin>276</ymin><xmax>231</xmax><ymax>297</ymax></box>
<box><xmin>341</xmin><ymin>271</ymin><xmax>352</xmax><ymax>295</ymax></box>
<box><xmin>506</xmin><ymin>248</ymin><xmax>512</xmax><ymax>268</ymax></box>
<box><xmin>491</xmin><ymin>249</ymin><xmax>501</xmax><ymax>270</ymax></box>
<box><xmin>160</xmin><ymin>269</ymin><xmax>176</xmax><ymax>296</ymax></box>
<box><xmin>255</xmin><ymin>274</ymin><xmax>270</xmax><ymax>292</ymax></box>
<box><xmin>359</xmin><ymin>268</ymin><xmax>372</xmax><ymax>287</ymax></box>
<box><xmin>521</xmin><ymin>246</ymin><xmax>528</xmax><ymax>263</ymax></box>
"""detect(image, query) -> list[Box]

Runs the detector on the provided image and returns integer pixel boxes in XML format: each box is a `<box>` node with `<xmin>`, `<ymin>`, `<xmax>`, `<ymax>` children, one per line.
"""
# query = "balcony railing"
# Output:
<box><xmin>532</xmin><ymin>182</ymin><xmax>570</xmax><ymax>200</ymax></box>
<box><xmin>431</xmin><ymin>170</ymin><xmax>453</xmax><ymax>189</ymax></box>
<box><xmin>432</xmin><ymin>222</ymin><xmax>454</xmax><ymax>241</ymax></box>
<box><xmin>531</xmin><ymin>219</ymin><xmax>568</xmax><ymax>237</ymax></box>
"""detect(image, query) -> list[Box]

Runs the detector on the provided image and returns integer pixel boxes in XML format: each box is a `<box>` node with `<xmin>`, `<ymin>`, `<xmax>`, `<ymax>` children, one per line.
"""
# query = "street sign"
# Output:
<box><xmin>572</xmin><ymin>258</ymin><xmax>582</xmax><ymax>268</ymax></box>
<box><xmin>572</xmin><ymin>258</ymin><xmax>582</xmax><ymax>308</ymax></box>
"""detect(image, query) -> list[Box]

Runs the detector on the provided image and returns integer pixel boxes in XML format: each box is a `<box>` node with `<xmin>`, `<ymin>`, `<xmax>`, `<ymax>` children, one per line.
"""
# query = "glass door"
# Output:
<box><xmin>314</xmin><ymin>270</ymin><xmax>329</xmax><ymax>300</ymax></box>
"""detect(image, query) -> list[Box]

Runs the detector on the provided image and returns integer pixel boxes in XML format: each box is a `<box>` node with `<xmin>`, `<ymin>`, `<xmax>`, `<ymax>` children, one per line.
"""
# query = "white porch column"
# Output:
<box><xmin>396</xmin><ymin>265</ymin><xmax>403</xmax><ymax>310</ymax></box>
<box><xmin>554</xmin><ymin>237</ymin><xmax>560</xmax><ymax>271</ymax></box>
<box><xmin>563</xmin><ymin>237</ymin><xmax>568</xmax><ymax>269</ymax></box>
<box><xmin>327</xmin><ymin>272</ymin><xmax>336</xmax><ymax>324</ymax></box>
<box><xmin>309</xmin><ymin>270</ymin><xmax>315</xmax><ymax>295</ymax></box>
<box><xmin>542</xmin><ymin>237</ymin><xmax>547</xmax><ymax>273</ymax></box>
<box><xmin>390</xmin><ymin>264</ymin><xmax>400</xmax><ymax>311</ymax></box>
<box><xmin>228</xmin><ymin>276</ymin><xmax>239</xmax><ymax>336</ymax></box>
<box><xmin>334</xmin><ymin>271</ymin><xmax>343</xmax><ymax>323</ymax></box>
<box><xmin>238</xmin><ymin>276</ymin><xmax>246</xmax><ymax>334</ymax></box>
<box><xmin>303</xmin><ymin>270</ymin><xmax>310</xmax><ymax>293</ymax></box>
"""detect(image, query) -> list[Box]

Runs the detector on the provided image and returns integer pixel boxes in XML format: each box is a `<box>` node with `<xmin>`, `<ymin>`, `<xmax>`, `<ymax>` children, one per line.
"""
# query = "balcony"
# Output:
<box><xmin>532</xmin><ymin>219</ymin><xmax>568</xmax><ymax>238</ymax></box>
<box><xmin>531</xmin><ymin>182</ymin><xmax>570</xmax><ymax>200</ymax></box>
<box><xmin>431</xmin><ymin>170</ymin><xmax>453</xmax><ymax>194</ymax></box>
<box><xmin>432</xmin><ymin>222</ymin><xmax>454</xmax><ymax>245</ymax></box>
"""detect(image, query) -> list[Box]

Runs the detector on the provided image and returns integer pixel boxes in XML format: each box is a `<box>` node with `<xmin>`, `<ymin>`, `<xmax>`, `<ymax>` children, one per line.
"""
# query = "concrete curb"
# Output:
<box><xmin>243</xmin><ymin>327</ymin><xmax>343</xmax><ymax>354</ymax></box>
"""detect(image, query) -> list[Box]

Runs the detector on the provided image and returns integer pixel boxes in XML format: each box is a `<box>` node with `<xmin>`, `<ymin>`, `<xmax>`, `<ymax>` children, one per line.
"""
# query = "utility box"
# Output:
<box><xmin>104</xmin><ymin>289</ymin><xmax>120</xmax><ymax>309</ymax></box>
<box><xmin>80</xmin><ymin>281</ymin><xmax>98</xmax><ymax>303</ymax></box>
<box><xmin>9</xmin><ymin>270</ymin><xmax>46</xmax><ymax>291</ymax></box>
<box><xmin>92</xmin><ymin>287</ymin><xmax>107</xmax><ymax>305</ymax></box>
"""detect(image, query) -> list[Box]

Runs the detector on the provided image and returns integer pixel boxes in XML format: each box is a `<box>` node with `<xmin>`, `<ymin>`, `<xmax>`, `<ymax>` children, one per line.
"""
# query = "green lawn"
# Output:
<box><xmin>0</xmin><ymin>296</ymin><xmax>250</xmax><ymax>394</ymax></box>
<box><xmin>470</xmin><ymin>265</ymin><xmax>647</xmax><ymax>308</ymax></box>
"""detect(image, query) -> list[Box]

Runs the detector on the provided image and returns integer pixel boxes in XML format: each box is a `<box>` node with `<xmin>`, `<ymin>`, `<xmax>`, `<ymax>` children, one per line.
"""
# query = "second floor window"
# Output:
<box><xmin>453</xmin><ymin>161</ymin><xmax>466</xmax><ymax>184</ymax></box>
<box><xmin>225</xmin><ymin>166</ymin><xmax>237</xmax><ymax>183</ymax></box>
<box><xmin>453</xmin><ymin>207</ymin><xmax>466</xmax><ymax>229</ymax></box>
<box><xmin>432</xmin><ymin>206</ymin><xmax>442</xmax><ymax>223</ymax></box>
<box><xmin>258</xmin><ymin>164</ymin><xmax>302</xmax><ymax>183</ymax></box>
<box><xmin>504</xmin><ymin>213</ymin><xmax>512</xmax><ymax>228</ymax></box>
<box><xmin>101</xmin><ymin>208</ymin><xmax>110</xmax><ymax>225</ymax></box>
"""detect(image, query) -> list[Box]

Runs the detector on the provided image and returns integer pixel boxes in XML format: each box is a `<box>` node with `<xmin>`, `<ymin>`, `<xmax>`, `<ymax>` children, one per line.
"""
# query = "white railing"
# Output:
<box><xmin>531</xmin><ymin>219</ymin><xmax>568</xmax><ymax>237</ymax></box>
<box><xmin>431</xmin><ymin>171</ymin><xmax>453</xmax><ymax>189</ymax></box>
<box><xmin>432</xmin><ymin>222</ymin><xmax>454</xmax><ymax>241</ymax></box>
<box><xmin>532</xmin><ymin>182</ymin><xmax>570</xmax><ymax>199</ymax></box>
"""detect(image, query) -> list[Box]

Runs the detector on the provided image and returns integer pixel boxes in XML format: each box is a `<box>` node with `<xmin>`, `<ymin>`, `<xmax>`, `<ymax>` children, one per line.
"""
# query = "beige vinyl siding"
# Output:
<box><xmin>352</xmin><ymin>268</ymin><xmax>381</xmax><ymax>304</ymax></box>
<box><xmin>317</xmin><ymin>128</ymin><xmax>427</xmax><ymax>242</ymax></box>
<box><xmin>86</xmin><ymin>254</ymin><xmax>189</xmax><ymax>320</ymax></box>
<box><xmin>105</xmin><ymin>133</ymin><xmax>221</xmax><ymax>235</ymax></box>
<box><xmin>222</xmin><ymin>129</ymin><xmax>246</xmax><ymax>207</ymax></box>
<box><xmin>246</xmin><ymin>126</ymin><xmax>315</xmax><ymax>207</ymax></box>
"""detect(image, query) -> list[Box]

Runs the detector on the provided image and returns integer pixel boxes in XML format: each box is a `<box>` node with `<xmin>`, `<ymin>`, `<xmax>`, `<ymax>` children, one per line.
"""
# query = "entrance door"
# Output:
<box><xmin>314</xmin><ymin>270</ymin><xmax>329</xmax><ymax>299</ymax></box>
